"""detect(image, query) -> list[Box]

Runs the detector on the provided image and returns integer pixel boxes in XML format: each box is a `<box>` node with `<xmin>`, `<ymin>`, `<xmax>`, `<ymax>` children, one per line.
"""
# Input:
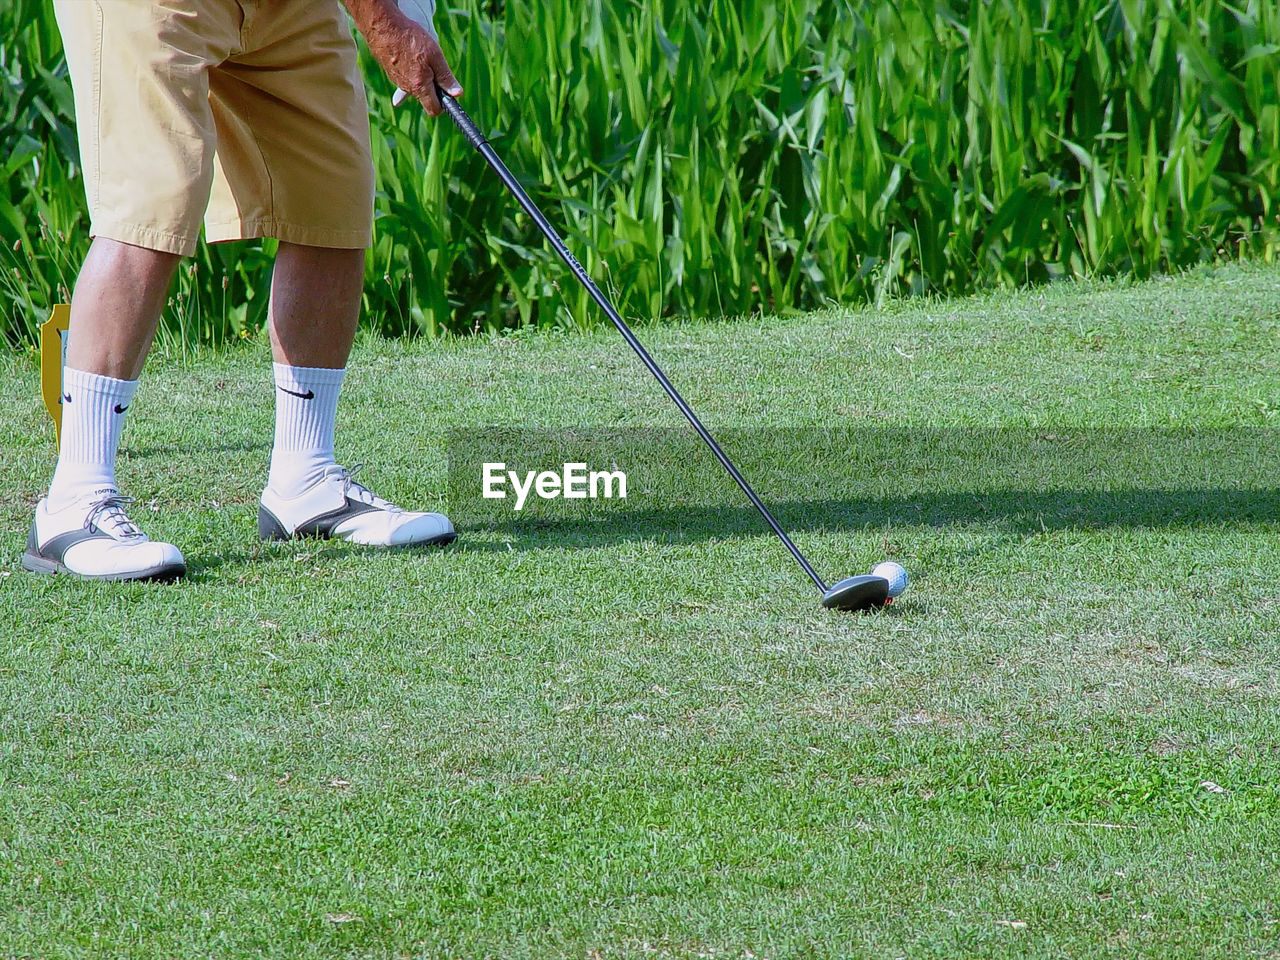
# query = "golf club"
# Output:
<box><xmin>424</xmin><ymin>85</ymin><xmax>888</xmax><ymax>613</ymax></box>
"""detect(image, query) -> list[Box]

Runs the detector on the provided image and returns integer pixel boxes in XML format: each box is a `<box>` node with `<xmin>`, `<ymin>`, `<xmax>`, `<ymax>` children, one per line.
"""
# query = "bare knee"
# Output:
<box><xmin>81</xmin><ymin>237</ymin><xmax>183</xmax><ymax>288</ymax></box>
<box><xmin>65</xmin><ymin>238</ymin><xmax>185</xmax><ymax>379</ymax></box>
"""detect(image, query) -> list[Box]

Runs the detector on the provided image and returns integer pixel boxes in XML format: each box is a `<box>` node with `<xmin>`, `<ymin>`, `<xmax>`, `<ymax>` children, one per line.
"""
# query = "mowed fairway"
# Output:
<box><xmin>3</xmin><ymin>263</ymin><xmax>1280</xmax><ymax>958</ymax></box>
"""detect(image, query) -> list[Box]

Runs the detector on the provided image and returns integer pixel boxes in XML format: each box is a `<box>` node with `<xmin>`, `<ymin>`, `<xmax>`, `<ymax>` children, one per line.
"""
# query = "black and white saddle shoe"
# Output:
<box><xmin>258</xmin><ymin>464</ymin><xmax>456</xmax><ymax>548</ymax></box>
<box><xmin>23</xmin><ymin>489</ymin><xmax>187</xmax><ymax>582</ymax></box>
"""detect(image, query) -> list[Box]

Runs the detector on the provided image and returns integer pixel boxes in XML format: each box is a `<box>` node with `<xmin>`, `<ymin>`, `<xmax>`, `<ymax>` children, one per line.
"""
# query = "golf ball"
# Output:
<box><xmin>872</xmin><ymin>561</ymin><xmax>908</xmax><ymax>598</ymax></box>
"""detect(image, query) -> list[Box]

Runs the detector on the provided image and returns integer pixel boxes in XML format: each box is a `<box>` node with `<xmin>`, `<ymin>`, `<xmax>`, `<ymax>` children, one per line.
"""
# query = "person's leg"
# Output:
<box><xmin>257</xmin><ymin>242</ymin><xmax>454</xmax><ymax>547</ymax></box>
<box><xmin>202</xmin><ymin>3</ymin><xmax>451</xmax><ymax>547</ymax></box>
<box><xmin>48</xmin><ymin>238</ymin><xmax>179</xmax><ymax>508</ymax></box>
<box><xmin>262</xmin><ymin>242</ymin><xmax>361</xmax><ymax>497</ymax></box>
<box><xmin>63</xmin><ymin>238</ymin><xmax>180</xmax><ymax>380</ymax></box>
<box><xmin>268</xmin><ymin>242</ymin><xmax>364</xmax><ymax>369</ymax></box>
<box><xmin>25</xmin><ymin>238</ymin><xmax>187</xmax><ymax>581</ymax></box>
<box><xmin>31</xmin><ymin>2</ymin><xmax>240</xmax><ymax>580</ymax></box>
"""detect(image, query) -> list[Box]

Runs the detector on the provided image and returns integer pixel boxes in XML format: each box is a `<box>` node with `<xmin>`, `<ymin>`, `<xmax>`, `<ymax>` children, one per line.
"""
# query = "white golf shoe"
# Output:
<box><xmin>258</xmin><ymin>464</ymin><xmax>456</xmax><ymax>547</ymax></box>
<box><xmin>23</xmin><ymin>490</ymin><xmax>187</xmax><ymax>582</ymax></box>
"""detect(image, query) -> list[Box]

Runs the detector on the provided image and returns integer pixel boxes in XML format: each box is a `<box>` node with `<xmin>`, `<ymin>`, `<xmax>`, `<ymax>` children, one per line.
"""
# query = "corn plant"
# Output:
<box><xmin>2</xmin><ymin>0</ymin><xmax>1277</xmax><ymax>345</ymax></box>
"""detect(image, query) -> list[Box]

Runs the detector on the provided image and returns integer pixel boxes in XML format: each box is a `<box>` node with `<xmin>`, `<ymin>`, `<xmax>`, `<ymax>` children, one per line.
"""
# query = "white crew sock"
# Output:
<box><xmin>47</xmin><ymin>367</ymin><xmax>139</xmax><ymax>509</ymax></box>
<box><xmin>268</xmin><ymin>362</ymin><xmax>346</xmax><ymax>495</ymax></box>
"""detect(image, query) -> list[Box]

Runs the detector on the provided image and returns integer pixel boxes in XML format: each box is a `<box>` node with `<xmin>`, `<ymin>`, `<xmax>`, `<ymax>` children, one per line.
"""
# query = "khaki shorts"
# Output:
<box><xmin>54</xmin><ymin>0</ymin><xmax>375</xmax><ymax>256</ymax></box>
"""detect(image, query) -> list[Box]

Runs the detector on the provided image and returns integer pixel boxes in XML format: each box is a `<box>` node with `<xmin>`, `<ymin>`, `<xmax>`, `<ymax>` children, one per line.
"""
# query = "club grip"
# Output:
<box><xmin>436</xmin><ymin>84</ymin><xmax>486</xmax><ymax>149</ymax></box>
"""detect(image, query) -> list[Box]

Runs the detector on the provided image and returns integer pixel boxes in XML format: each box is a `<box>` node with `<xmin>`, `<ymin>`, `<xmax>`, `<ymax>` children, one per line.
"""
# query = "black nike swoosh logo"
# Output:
<box><xmin>62</xmin><ymin>393</ymin><xmax>71</xmax><ymax>404</ymax></box>
<box><xmin>279</xmin><ymin>387</ymin><xmax>315</xmax><ymax>399</ymax></box>
<box><xmin>114</xmin><ymin>403</ymin><xmax>129</xmax><ymax>414</ymax></box>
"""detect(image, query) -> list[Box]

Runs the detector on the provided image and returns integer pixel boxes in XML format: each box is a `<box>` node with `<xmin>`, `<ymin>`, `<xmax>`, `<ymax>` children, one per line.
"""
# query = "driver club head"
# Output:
<box><xmin>821</xmin><ymin>575</ymin><xmax>891</xmax><ymax>612</ymax></box>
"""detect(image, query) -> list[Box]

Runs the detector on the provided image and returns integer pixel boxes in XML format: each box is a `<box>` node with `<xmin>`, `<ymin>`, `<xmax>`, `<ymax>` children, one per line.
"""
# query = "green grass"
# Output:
<box><xmin>4</xmin><ymin>262</ymin><xmax>1280</xmax><ymax>957</ymax></box>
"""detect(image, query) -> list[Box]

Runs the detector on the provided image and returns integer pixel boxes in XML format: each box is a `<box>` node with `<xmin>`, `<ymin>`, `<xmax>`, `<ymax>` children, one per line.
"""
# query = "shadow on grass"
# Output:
<box><xmin>445</xmin><ymin>426</ymin><xmax>1280</xmax><ymax>551</ymax></box>
<box><xmin>173</xmin><ymin>486</ymin><xmax>1279</xmax><ymax>578</ymax></box>
<box><xmin>450</xmin><ymin>487</ymin><xmax>1280</xmax><ymax>553</ymax></box>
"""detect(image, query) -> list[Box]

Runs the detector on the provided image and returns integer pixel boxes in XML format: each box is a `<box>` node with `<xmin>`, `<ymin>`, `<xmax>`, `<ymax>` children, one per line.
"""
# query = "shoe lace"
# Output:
<box><xmin>85</xmin><ymin>495</ymin><xmax>145</xmax><ymax>540</ymax></box>
<box><xmin>336</xmin><ymin>464</ymin><xmax>401</xmax><ymax>513</ymax></box>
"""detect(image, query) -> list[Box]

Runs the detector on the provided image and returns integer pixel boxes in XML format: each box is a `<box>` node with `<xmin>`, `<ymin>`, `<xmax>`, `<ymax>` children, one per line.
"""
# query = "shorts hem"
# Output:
<box><xmin>205</xmin><ymin>219</ymin><xmax>372</xmax><ymax>250</ymax></box>
<box><xmin>91</xmin><ymin>219</ymin><xmax>198</xmax><ymax>257</ymax></box>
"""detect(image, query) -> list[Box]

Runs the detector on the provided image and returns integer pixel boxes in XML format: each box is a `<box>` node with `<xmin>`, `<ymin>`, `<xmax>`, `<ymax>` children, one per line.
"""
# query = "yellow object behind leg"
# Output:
<box><xmin>39</xmin><ymin>305</ymin><xmax>71</xmax><ymax>450</ymax></box>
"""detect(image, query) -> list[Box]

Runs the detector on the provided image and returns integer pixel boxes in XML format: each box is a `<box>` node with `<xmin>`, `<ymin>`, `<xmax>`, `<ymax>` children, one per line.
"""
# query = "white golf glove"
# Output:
<box><xmin>393</xmin><ymin>0</ymin><xmax>438</xmax><ymax>106</ymax></box>
<box><xmin>399</xmin><ymin>0</ymin><xmax>437</xmax><ymax>39</ymax></box>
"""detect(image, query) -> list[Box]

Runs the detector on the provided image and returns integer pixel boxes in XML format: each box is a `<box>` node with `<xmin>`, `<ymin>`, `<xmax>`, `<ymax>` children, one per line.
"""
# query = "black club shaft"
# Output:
<box><xmin>437</xmin><ymin>88</ymin><xmax>829</xmax><ymax>594</ymax></box>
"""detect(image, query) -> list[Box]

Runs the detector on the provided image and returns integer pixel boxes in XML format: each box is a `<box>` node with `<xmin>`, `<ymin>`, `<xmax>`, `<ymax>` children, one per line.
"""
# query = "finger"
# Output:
<box><xmin>417</xmin><ymin>73</ymin><xmax>443</xmax><ymax>116</ymax></box>
<box><xmin>434</xmin><ymin>61</ymin><xmax>463</xmax><ymax>99</ymax></box>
